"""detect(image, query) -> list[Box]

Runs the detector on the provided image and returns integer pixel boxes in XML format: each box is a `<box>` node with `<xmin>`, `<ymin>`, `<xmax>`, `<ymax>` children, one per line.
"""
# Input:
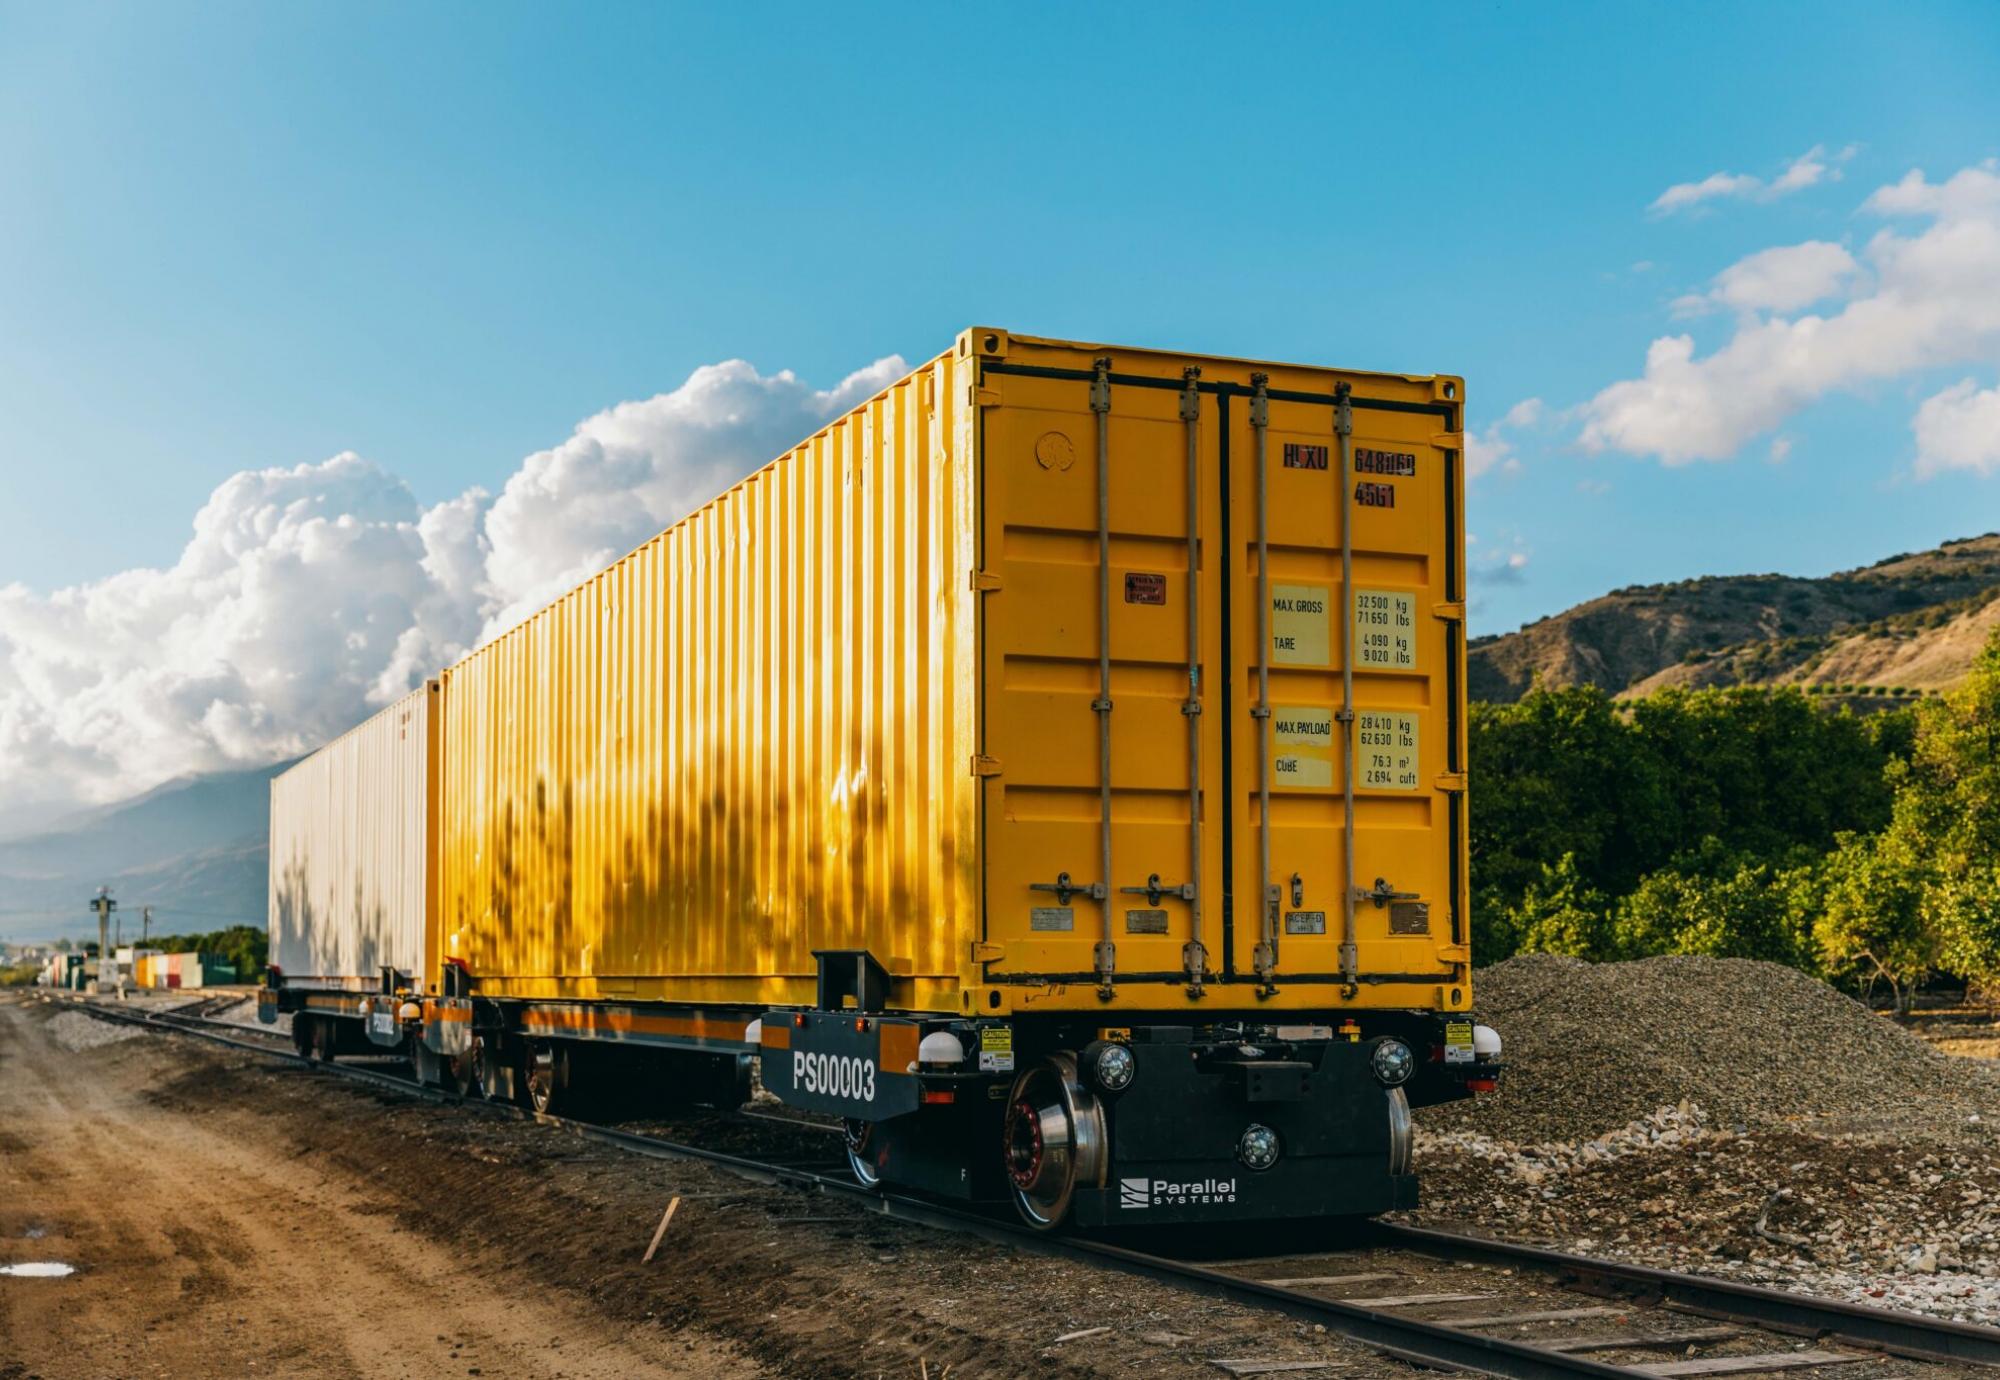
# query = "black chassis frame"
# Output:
<box><xmin>762</xmin><ymin>1002</ymin><xmax>1499</xmax><ymax>1223</ymax></box>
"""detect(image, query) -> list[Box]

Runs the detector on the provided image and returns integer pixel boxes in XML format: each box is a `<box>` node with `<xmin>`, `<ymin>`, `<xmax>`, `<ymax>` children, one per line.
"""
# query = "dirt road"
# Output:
<box><xmin>0</xmin><ymin>996</ymin><xmax>1390</xmax><ymax>1380</ymax></box>
<box><xmin>0</xmin><ymin>998</ymin><xmax>756</xmax><ymax>1379</ymax></box>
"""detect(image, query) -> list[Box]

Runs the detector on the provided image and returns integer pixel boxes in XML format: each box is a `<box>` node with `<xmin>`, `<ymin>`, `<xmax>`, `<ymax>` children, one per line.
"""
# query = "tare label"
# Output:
<box><xmin>1272</xmin><ymin>705</ymin><xmax>1335</xmax><ymax>789</ymax></box>
<box><xmin>1358</xmin><ymin>711</ymin><xmax>1421</xmax><ymax>791</ymax></box>
<box><xmin>1354</xmin><ymin>589</ymin><xmax>1417</xmax><ymax>670</ymax></box>
<box><xmin>1270</xmin><ymin>584</ymin><xmax>1330</xmax><ymax>665</ymax></box>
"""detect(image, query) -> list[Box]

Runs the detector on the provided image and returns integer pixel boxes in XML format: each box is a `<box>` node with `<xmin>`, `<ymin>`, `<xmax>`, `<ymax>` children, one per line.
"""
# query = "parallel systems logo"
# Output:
<box><xmin>1118</xmin><ymin>1176</ymin><xmax>1238</xmax><ymax>1209</ymax></box>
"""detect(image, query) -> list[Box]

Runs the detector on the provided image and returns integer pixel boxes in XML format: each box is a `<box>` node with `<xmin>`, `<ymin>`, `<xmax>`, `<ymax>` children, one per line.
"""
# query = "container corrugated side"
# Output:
<box><xmin>439</xmin><ymin>350</ymin><xmax>982</xmax><ymax>1011</ymax></box>
<box><xmin>269</xmin><ymin>683</ymin><xmax>439</xmax><ymax>989</ymax></box>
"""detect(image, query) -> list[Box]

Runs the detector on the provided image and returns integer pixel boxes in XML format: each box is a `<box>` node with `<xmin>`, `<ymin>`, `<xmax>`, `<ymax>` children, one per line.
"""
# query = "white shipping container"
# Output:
<box><xmin>269</xmin><ymin>683</ymin><xmax>437</xmax><ymax>990</ymax></box>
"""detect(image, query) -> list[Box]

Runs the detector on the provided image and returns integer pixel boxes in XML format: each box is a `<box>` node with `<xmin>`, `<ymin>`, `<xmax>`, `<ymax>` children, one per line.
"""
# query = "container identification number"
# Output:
<box><xmin>794</xmin><ymin>1051</ymin><xmax>876</xmax><ymax>1102</ymax></box>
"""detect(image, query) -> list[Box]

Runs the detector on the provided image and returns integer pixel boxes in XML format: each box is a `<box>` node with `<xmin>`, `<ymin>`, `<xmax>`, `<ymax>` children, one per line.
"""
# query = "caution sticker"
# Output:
<box><xmin>1271</xmin><ymin>584</ymin><xmax>1330</xmax><ymax>666</ymax></box>
<box><xmin>1354</xmin><ymin>589</ymin><xmax>1417</xmax><ymax>670</ymax></box>
<box><xmin>1358</xmin><ymin>711</ymin><xmax>1421</xmax><ymax>791</ymax></box>
<box><xmin>979</xmin><ymin>1025</ymin><xmax>1015</xmax><ymax>1074</ymax></box>
<box><xmin>1444</xmin><ymin>1020</ymin><xmax>1474</xmax><ymax>1065</ymax></box>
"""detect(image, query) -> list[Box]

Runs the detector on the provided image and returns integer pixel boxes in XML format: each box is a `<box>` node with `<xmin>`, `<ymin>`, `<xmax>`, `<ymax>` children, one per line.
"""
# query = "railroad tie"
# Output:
<box><xmin>1254</xmin><ymin>1273</ymin><xmax>1401</xmax><ymax>1289</ymax></box>
<box><xmin>1544</xmin><ymin>1329</ymin><xmax>1743</xmax><ymax>1354</ymax></box>
<box><xmin>1342</xmin><ymin>1292</ymin><xmax>1493</xmax><ymax>1308</ymax></box>
<box><xmin>1443</xmin><ymin>1306</ymin><xmax>1628</xmax><ymax>1327</ymax></box>
<box><xmin>1637</xmin><ymin>1351</ymin><xmax>1864</xmax><ymax>1377</ymax></box>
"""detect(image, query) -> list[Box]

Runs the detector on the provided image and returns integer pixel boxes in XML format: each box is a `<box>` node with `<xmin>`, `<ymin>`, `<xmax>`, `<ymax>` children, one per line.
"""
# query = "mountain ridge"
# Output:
<box><xmin>1470</xmin><ymin>532</ymin><xmax>2000</xmax><ymax>703</ymax></box>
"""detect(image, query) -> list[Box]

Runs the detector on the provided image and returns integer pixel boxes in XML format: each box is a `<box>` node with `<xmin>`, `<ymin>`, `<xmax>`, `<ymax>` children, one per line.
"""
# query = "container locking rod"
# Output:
<box><xmin>1179</xmin><ymin>366</ymin><xmax>1207</xmax><ymax>996</ymax></box>
<box><xmin>1091</xmin><ymin>357</ymin><xmax>1117</xmax><ymax>1000</ymax></box>
<box><xmin>1336</xmin><ymin>382</ymin><xmax>1359</xmax><ymax>998</ymax></box>
<box><xmin>1249</xmin><ymin>373</ymin><xmax>1277</xmax><ymax>993</ymax></box>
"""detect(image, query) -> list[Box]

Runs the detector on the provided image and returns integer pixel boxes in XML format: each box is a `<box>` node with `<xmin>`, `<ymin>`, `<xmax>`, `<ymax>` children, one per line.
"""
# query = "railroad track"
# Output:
<box><xmin>32</xmin><ymin>991</ymin><xmax>2000</xmax><ymax>1380</ymax></box>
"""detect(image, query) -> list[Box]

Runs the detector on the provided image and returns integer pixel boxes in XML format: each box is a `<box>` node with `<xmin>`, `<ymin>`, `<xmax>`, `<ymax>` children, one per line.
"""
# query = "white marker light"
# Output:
<box><xmin>1238</xmin><ymin>1123</ymin><xmax>1281</xmax><ymax>1170</ymax></box>
<box><xmin>1371</xmin><ymin>1037</ymin><xmax>1414</xmax><ymax>1087</ymax></box>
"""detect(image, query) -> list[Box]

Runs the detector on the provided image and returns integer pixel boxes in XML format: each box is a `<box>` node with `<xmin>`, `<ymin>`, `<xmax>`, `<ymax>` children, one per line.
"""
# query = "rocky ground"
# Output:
<box><xmin>12</xmin><ymin>961</ymin><xmax>2000</xmax><ymax>1375</ymax></box>
<box><xmin>0</xmin><ymin>994</ymin><xmax>1435</xmax><ymax>1380</ymax></box>
<box><xmin>1407</xmin><ymin>955</ymin><xmax>2000</xmax><ymax>1324</ymax></box>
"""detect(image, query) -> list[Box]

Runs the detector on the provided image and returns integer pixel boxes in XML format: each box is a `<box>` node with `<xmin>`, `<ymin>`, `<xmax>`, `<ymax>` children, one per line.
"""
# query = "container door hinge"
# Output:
<box><xmin>970</xmin><ymin>754</ymin><xmax>1003</xmax><ymax>778</ymax></box>
<box><xmin>1432</xmin><ymin>600</ymin><xmax>1465</xmax><ymax>623</ymax></box>
<box><xmin>1434</xmin><ymin>771</ymin><xmax>1467</xmax><ymax>793</ymax></box>
<box><xmin>1438</xmin><ymin>943</ymin><xmax>1472</xmax><ymax>963</ymax></box>
<box><xmin>969</xmin><ymin>569</ymin><xmax>1003</xmax><ymax>592</ymax></box>
<box><xmin>971</xmin><ymin>385</ymin><xmax>1002</xmax><ymax>409</ymax></box>
<box><xmin>972</xmin><ymin>942</ymin><xmax>1005</xmax><ymax>963</ymax></box>
<box><xmin>1431</xmin><ymin>432</ymin><xmax>1464</xmax><ymax>451</ymax></box>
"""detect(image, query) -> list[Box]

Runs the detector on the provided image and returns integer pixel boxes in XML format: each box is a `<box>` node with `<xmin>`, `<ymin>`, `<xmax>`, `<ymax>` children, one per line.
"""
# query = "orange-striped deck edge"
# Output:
<box><xmin>512</xmin><ymin>1002</ymin><xmax>759</xmax><ymax>1053</ymax></box>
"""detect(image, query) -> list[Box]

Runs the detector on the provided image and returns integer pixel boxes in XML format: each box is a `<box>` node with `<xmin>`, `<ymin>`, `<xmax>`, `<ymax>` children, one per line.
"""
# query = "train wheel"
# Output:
<box><xmin>1001</xmin><ymin>1054</ymin><xmax>1106</xmax><ymax>1230</ymax></box>
<box><xmin>411</xmin><ymin>1034</ymin><xmax>445</xmax><ymax>1087</ymax></box>
<box><xmin>1386</xmin><ymin>1086</ymin><xmax>1413</xmax><ymax>1176</ymax></box>
<box><xmin>477</xmin><ymin>1036</ymin><xmax>518</xmax><ymax>1104</ymax></box>
<box><xmin>311</xmin><ymin>1017</ymin><xmax>339</xmax><ymax>1063</ymax></box>
<box><xmin>844</xmin><ymin>1118</ymin><xmax>882</xmax><ymax>1189</ymax></box>
<box><xmin>447</xmin><ymin>1037</ymin><xmax>484</xmax><ymax>1099</ymax></box>
<box><xmin>523</xmin><ymin>1040</ymin><xmax>570</xmax><ymax>1116</ymax></box>
<box><xmin>291</xmin><ymin>1016</ymin><xmax>315</xmax><ymax>1060</ymax></box>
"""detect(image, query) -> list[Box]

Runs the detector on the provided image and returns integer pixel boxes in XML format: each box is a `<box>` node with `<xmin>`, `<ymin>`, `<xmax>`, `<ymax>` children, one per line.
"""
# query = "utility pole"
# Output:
<box><xmin>142</xmin><ymin>906</ymin><xmax>152</xmax><ymax>948</ymax></box>
<box><xmin>89</xmin><ymin>887</ymin><xmax>117</xmax><ymax>994</ymax></box>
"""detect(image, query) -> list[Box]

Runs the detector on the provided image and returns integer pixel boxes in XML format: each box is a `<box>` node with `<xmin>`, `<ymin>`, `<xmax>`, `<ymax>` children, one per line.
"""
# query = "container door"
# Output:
<box><xmin>977</xmin><ymin>362</ymin><xmax>1226</xmax><ymax>992</ymax></box>
<box><xmin>1226</xmin><ymin>385</ymin><xmax>1464</xmax><ymax>988</ymax></box>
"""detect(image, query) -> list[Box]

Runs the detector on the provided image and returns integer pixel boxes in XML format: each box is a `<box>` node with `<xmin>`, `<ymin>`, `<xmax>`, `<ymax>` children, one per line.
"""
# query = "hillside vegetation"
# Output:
<box><xmin>1470</xmin><ymin>532</ymin><xmax>2000</xmax><ymax>702</ymax></box>
<box><xmin>1472</xmin><ymin>630</ymin><xmax>2000</xmax><ymax>1011</ymax></box>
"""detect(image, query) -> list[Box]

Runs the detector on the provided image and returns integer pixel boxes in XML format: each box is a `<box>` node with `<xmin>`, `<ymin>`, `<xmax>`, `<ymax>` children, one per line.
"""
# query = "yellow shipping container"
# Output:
<box><xmin>440</xmin><ymin>329</ymin><xmax>1467</xmax><ymax>1017</ymax></box>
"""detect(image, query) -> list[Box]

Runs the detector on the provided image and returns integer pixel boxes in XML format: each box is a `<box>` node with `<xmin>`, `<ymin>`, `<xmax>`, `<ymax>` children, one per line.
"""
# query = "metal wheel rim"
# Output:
<box><xmin>477</xmin><ymin>1039</ymin><xmax>512</xmax><ymax>1103</ymax></box>
<box><xmin>844</xmin><ymin>1119</ymin><xmax>882</xmax><ymax>1189</ymax></box>
<box><xmin>450</xmin><ymin>1037</ymin><xmax>486</xmax><ymax>1099</ymax></box>
<box><xmin>1002</xmin><ymin>1053</ymin><xmax>1105</xmax><ymax>1229</ymax></box>
<box><xmin>525</xmin><ymin>1041</ymin><xmax>558</xmax><ymax>1115</ymax></box>
<box><xmin>1386</xmin><ymin>1086</ymin><xmax>1413</xmax><ymax>1177</ymax></box>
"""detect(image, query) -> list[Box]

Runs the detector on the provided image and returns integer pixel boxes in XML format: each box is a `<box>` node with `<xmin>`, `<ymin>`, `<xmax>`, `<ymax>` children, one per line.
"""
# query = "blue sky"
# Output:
<box><xmin>3</xmin><ymin>2</ymin><xmax>1999</xmax><ymax>805</ymax></box>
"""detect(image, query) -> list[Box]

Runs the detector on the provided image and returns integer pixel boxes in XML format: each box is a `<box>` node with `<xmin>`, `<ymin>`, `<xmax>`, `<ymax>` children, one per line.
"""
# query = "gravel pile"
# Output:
<box><xmin>1414</xmin><ymin>1108</ymin><xmax>2000</xmax><ymax>1324</ymax></box>
<box><xmin>46</xmin><ymin>1008</ymin><xmax>142</xmax><ymax>1052</ymax></box>
<box><xmin>1427</xmin><ymin>953</ymin><xmax>2000</xmax><ymax>1143</ymax></box>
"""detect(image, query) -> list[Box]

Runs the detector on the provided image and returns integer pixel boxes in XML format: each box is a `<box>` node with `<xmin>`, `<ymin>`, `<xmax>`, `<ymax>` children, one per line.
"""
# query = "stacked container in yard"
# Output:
<box><xmin>164</xmin><ymin>952</ymin><xmax>232</xmax><ymax>989</ymax></box>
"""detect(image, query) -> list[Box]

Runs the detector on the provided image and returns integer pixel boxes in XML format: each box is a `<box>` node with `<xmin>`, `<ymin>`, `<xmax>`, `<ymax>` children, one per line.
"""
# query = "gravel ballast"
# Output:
<box><xmin>1426</xmin><ymin>953</ymin><xmax>2000</xmax><ymax>1143</ymax></box>
<box><xmin>1410</xmin><ymin>955</ymin><xmax>2000</xmax><ymax>1324</ymax></box>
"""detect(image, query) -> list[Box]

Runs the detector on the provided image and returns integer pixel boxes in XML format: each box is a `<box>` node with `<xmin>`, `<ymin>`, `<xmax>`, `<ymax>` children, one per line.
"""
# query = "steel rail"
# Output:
<box><xmin>1378</xmin><ymin>1221</ymin><xmax>2000</xmax><ymax>1369</ymax></box>
<box><xmin>45</xmin><ymin>995</ymin><xmax>2000</xmax><ymax>1377</ymax></box>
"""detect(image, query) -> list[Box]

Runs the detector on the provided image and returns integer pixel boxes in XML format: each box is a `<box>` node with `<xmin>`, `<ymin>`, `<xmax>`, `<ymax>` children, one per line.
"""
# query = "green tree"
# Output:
<box><xmin>1813</xmin><ymin>831</ymin><xmax>1936</xmax><ymax>1013</ymax></box>
<box><xmin>1469</xmin><ymin>685</ymin><xmax>1671</xmax><ymax>958</ymax></box>
<box><xmin>1509</xmin><ymin>853</ymin><xmax>1613</xmax><ymax>959</ymax></box>
<box><xmin>1880</xmin><ymin>633</ymin><xmax>2000</xmax><ymax>985</ymax></box>
<box><xmin>1611</xmin><ymin>840</ymin><xmax>1815</xmax><ymax>969</ymax></box>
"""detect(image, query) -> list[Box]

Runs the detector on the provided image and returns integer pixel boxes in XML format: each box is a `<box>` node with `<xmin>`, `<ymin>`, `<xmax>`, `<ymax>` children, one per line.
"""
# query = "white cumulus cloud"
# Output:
<box><xmin>1581</xmin><ymin>160</ymin><xmax>2000</xmax><ymax>464</ymax></box>
<box><xmin>1465</xmin><ymin>397</ymin><xmax>1544</xmax><ymax>480</ymax></box>
<box><xmin>1913</xmin><ymin>378</ymin><xmax>2000</xmax><ymax>478</ymax></box>
<box><xmin>1673</xmin><ymin>240</ymin><xmax>1860</xmax><ymax>317</ymax></box>
<box><xmin>1648</xmin><ymin>144</ymin><xmax>1856</xmax><ymax>217</ymax></box>
<box><xmin>0</xmin><ymin>353</ymin><xmax>906</xmax><ymax>808</ymax></box>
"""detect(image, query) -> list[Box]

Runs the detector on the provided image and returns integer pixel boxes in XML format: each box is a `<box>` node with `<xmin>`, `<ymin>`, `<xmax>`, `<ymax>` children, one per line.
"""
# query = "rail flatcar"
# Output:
<box><xmin>263</xmin><ymin>329</ymin><xmax>1501</xmax><ymax>1228</ymax></box>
